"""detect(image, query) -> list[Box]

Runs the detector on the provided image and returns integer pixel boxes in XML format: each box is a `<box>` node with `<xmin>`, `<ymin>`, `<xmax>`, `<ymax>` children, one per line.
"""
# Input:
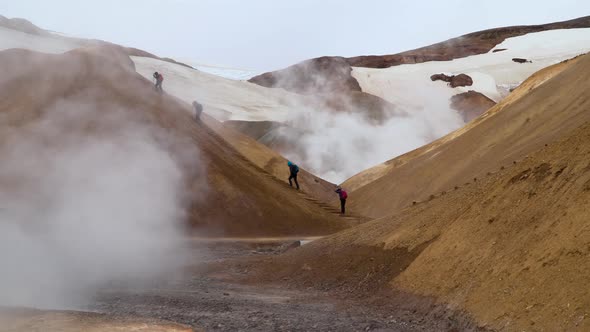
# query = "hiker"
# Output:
<box><xmin>193</xmin><ymin>101</ymin><xmax>203</xmax><ymax>121</ymax></box>
<box><xmin>335</xmin><ymin>186</ymin><xmax>348</xmax><ymax>214</ymax></box>
<box><xmin>153</xmin><ymin>71</ymin><xmax>164</xmax><ymax>91</ymax></box>
<box><xmin>287</xmin><ymin>161</ymin><xmax>300</xmax><ymax>190</ymax></box>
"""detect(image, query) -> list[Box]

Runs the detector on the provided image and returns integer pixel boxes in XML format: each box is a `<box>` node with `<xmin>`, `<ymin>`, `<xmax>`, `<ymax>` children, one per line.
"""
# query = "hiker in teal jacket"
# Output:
<box><xmin>287</xmin><ymin>161</ymin><xmax>300</xmax><ymax>190</ymax></box>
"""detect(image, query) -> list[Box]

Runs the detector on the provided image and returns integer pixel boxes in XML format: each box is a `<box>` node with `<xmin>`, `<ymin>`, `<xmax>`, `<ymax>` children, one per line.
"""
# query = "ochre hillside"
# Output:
<box><xmin>0</xmin><ymin>47</ymin><xmax>349</xmax><ymax>237</ymax></box>
<box><xmin>206</xmin><ymin>117</ymin><xmax>338</xmax><ymax>204</ymax></box>
<box><xmin>345</xmin><ymin>53</ymin><xmax>590</xmax><ymax>218</ymax></box>
<box><xmin>257</xmin><ymin>100</ymin><xmax>590</xmax><ymax>331</ymax></box>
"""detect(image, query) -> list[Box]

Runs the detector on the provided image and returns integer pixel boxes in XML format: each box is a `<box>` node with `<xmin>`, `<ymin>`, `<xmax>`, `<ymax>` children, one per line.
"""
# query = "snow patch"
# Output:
<box><xmin>181</xmin><ymin>61</ymin><xmax>261</xmax><ymax>81</ymax></box>
<box><xmin>131</xmin><ymin>56</ymin><xmax>306</xmax><ymax>122</ymax></box>
<box><xmin>353</xmin><ymin>28</ymin><xmax>590</xmax><ymax>104</ymax></box>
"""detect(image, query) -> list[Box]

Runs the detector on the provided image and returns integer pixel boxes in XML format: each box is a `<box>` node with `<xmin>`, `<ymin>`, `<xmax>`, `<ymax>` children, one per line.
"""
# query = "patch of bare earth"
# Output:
<box><xmin>90</xmin><ymin>239</ymin><xmax>483</xmax><ymax>332</ymax></box>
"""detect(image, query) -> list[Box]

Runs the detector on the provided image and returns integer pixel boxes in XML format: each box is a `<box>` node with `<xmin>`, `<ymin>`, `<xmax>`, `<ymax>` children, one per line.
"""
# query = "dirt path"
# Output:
<box><xmin>88</xmin><ymin>240</ymin><xmax>446</xmax><ymax>332</ymax></box>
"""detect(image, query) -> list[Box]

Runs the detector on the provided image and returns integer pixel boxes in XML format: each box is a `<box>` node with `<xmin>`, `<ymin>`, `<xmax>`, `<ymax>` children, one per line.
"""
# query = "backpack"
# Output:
<box><xmin>341</xmin><ymin>190</ymin><xmax>348</xmax><ymax>199</ymax></box>
<box><xmin>158</xmin><ymin>73</ymin><xmax>164</xmax><ymax>81</ymax></box>
<box><xmin>293</xmin><ymin>165</ymin><xmax>299</xmax><ymax>174</ymax></box>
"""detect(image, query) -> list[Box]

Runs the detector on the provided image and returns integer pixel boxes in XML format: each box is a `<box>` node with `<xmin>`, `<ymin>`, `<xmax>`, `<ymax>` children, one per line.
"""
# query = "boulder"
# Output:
<box><xmin>512</xmin><ymin>58</ymin><xmax>532</xmax><ymax>64</ymax></box>
<box><xmin>450</xmin><ymin>91</ymin><xmax>496</xmax><ymax>122</ymax></box>
<box><xmin>430</xmin><ymin>73</ymin><xmax>473</xmax><ymax>88</ymax></box>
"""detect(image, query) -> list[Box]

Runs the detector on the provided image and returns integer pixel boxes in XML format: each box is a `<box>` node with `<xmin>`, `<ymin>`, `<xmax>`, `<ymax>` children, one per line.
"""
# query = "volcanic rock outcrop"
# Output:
<box><xmin>249</xmin><ymin>56</ymin><xmax>361</xmax><ymax>95</ymax></box>
<box><xmin>512</xmin><ymin>57</ymin><xmax>532</xmax><ymax>63</ymax></box>
<box><xmin>450</xmin><ymin>90</ymin><xmax>496</xmax><ymax>122</ymax></box>
<box><xmin>430</xmin><ymin>73</ymin><xmax>473</xmax><ymax>88</ymax></box>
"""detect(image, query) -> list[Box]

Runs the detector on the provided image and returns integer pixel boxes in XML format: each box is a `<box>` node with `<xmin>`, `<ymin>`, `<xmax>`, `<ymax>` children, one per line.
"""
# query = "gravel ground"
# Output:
<box><xmin>88</xmin><ymin>240</ymin><xmax>481</xmax><ymax>332</ymax></box>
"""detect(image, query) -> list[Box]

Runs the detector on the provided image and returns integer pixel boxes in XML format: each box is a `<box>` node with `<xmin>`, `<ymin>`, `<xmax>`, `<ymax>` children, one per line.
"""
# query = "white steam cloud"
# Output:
<box><xmin>275</xmin><ymin>85</ymin><xmax>463</xmax><ymax>184</ymax></box>
<box><xmin>0</xmin><ymin>99</ymin><xmax>200</xmax><ymax>309</ymax></box>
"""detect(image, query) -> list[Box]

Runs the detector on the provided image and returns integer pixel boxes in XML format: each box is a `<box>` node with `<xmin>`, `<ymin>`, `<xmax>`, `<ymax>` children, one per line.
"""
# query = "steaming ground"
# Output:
<box><xmin>276</xmin><ymin>95</ymin><xmax>463</xmax><ymax>183</ymax></box>
<box><xmin>0</xmin><ymin>104</ymin><xmax>196</xmax><ymax>309</ymax></box>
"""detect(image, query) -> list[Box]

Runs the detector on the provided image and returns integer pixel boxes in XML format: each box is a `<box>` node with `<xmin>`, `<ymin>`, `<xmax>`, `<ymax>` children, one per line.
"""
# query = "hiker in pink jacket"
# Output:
<box><xmin>335</xmin><ymin>186</ymin><xmax>348</xmax><ymax>214</ymax></box>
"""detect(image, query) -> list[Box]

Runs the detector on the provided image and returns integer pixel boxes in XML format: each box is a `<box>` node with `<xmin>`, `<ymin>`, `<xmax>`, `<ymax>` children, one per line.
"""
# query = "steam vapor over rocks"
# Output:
<box><xmin>249</xmin><ymin>56</ymin><xmax>361</xmax><ymax>94</ymax></box>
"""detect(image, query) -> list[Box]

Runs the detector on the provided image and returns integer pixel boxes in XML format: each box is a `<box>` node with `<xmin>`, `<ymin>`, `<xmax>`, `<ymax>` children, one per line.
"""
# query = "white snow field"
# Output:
<box><xmin>184</xmin><ymin>61</ymin><xmax>260</xmax><ymax>80</ymax></box>
<box><xmin>353</xmin><ymin>28</ymin><xmax>590</xmax><ymax>107</ymax></box>
<box><xmin>132</xmin><ymin>56</ymin><xmax>305</xmax><ymax>122</ymax></box>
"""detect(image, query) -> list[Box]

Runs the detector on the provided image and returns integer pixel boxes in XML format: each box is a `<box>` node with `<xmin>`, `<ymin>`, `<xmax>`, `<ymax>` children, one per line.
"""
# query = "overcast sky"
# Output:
<box><xmin>2</xmin><ymin>0</ymin><xmax>589</xmax><ymax>70</ymax></box>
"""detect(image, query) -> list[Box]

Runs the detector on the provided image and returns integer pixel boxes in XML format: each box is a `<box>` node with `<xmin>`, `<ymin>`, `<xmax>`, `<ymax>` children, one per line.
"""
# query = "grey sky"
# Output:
<box><xmin>2</xmin><ymin>0</ymin><xmax>589</xmax><ymax>70</ymax></box>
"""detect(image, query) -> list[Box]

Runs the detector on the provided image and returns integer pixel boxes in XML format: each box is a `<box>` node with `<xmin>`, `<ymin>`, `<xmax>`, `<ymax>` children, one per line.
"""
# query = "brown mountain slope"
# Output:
<box><xmin>342</xmin><ymin>54</ymin><xmax>583</xmax><ymax>193</ymax></box>
<box><xmin>0</xmin><ymin>15</ymin><xmax>48</xmax><ymax>35</ymax></box>
<box><xmin>0</xmin><ymin>15</ymin><xmax>193</xmax><ymax>69</ymax></box>
<box><xmin>345</xmin><ymin>53</ymin><xmax>590</xmax><ymax>218</ymax></box>
<box><xmin>0</xmin><ymin>47</ymin><xmax>350</xmax><ymax>237</ymax></box>
<box><xmin>206</xmin><ymin>118</ymin><xmax>339</xmax><ymax>204</ymax></box>
<box><xmin>249</xmin><ymin>56</ymin><xmax>360</xmax><ymax>94</ymax></box>
<box><xmin>255</xmin><ymin>117</ymin><xmax>590</xmax><ymax>331</ymax></box>
<box><xmin>249</xmin><ymin>16</ymin><xmax>590</xmax><ymax>95</ymax></box>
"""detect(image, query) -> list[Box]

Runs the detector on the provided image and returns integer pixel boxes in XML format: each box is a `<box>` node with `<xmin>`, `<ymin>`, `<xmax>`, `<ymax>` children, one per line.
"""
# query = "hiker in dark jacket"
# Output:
<box><xmin>335</xmin><ymin>186</ymin><xmax>348</xmax><ymax>214</ymax></box>
<box><xmin>193</xmin><ymin>101</ymin><xmax>203</xmax><ymax>121</ymax></box>
<box><xmin>287</xmin><ymin>161</ymin><xmax>300</xmax><ymax>190</ymax></box>
<box><xmin>153</xmin><ymin>72</ymin><xmax>164</xmax><ymax>91</ymax></box>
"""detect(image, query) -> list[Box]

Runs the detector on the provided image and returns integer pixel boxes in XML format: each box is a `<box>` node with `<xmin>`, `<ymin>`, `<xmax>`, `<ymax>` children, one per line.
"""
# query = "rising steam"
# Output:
<box><xmin>275</xmin><ymin>84</ymin><xmax>464</xmax><ymax>183</ymax></box>
<box><xmin>0</xmin><ymin>99</ymin><xmax>200</xmax><ymax>309</ymax></box>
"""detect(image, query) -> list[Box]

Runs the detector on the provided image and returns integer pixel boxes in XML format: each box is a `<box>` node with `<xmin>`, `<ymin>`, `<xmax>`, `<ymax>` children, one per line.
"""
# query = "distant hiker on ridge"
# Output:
<box><xmin>335</xmin><ymin>186</ymin><xmax>348</xmax><ymax>214</ymax></box>
<box><xmin>287</xmin><ymin>161</ymin><xmax>300</xmax><ymax>190</ymax></box>
<box><xmin>153</xmin><ymin>71</ymin><xmax>164</xmax><ymax>92</ymax></box>
<box><xmin>193</xmin><ymin>101</ymin><xmax>203</xmax><ymax>121</ymax></box>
